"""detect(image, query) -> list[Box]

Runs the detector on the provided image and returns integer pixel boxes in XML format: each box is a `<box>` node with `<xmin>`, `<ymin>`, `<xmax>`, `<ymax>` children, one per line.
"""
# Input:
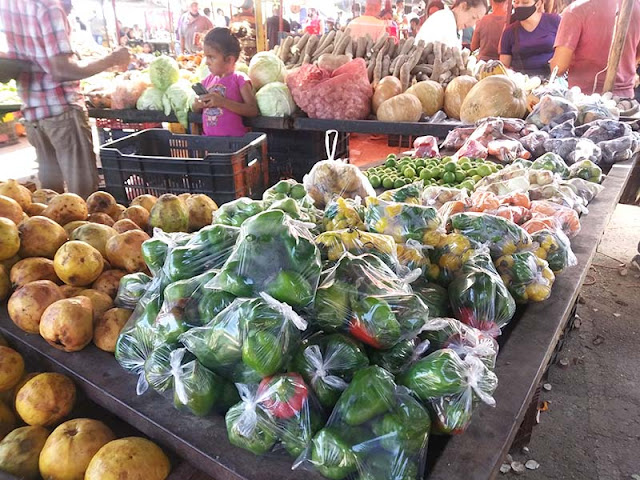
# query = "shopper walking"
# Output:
<box><xmin>180</xmin><ymin>2</ymin><xmax>214</xmax><ymax>54</ymax></box>
<box><xmin>0</xmin><ymin>0</ymin><xmax>131</xmax><ymax>198</ymax></box>
<box><xmin>471</xmin><ymin>0</ymin><xmax>508</xmax><ymax>61</ymax></box>
<box><xmin>550</xmin><ymin>0</ymin><xmax>640</xmax><ymax>97</ymax></box>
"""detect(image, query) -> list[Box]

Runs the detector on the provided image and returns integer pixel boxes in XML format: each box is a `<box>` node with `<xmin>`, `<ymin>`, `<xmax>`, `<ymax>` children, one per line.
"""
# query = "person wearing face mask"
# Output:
<box><xmin>180</xmin><ymin>2</ymin><xmax>214</xmax><ymax>54</ymax></box>
<box><xmin>415</xmin><ymin>0</ymin><xmax>488</xmax><ymax>48</ymax></box>
<box><xmin>499</xmin><ymin>0</ymin><xmax>560</xmax><ymax>77</ymax></box>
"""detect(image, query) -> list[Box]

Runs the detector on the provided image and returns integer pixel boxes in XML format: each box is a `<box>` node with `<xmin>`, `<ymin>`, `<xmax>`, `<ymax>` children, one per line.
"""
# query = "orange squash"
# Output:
<box><xmin>459</xmin><ymin>75</ymin><xmax>528</xmax><ymax>124</ymax></box>
<box><xmin>444</xmin><ymin>75</ymin><xmax>478</xmax><ymax>120</ymax></box>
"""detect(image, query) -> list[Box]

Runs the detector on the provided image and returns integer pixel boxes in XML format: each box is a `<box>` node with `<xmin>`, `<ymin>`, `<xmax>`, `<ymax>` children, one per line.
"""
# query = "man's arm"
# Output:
<box><xmin>470</xmin><ymin>25</ymin><xmax>480</xmax><ymax>52</ymax></box>
<box><xmin>550</xmin><ymin>46</ymin><xmax>574</xmax><ymax>75</ymax></box>
<box><xmin>49</xmin><ymin>47</ymin><xmax>131</xmax><ymax>83</ymax></box>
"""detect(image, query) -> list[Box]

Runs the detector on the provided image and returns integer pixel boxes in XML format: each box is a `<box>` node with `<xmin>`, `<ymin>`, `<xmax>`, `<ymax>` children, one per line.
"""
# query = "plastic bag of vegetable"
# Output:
<box><xmin>378</xmin><ymin>181</ymin><xmax>425</xmax><ymax>205</ymax></box>
<box><xmin>447</xmin><ymin>212</ymin><xmax>533</xmax><ymax>259</ymax></box>
<box><xmin>115</xmin><ymin>272</ymin><xmax>152</xmax><ymax>310</ymax></box>
<box><xmin>256</xmin><ymin>81</ymin><xmax>296</xmax><ymax>117</ymax></box>
<box><xmin>150</xmin><ymin>55</ymin><xmax>180</xmax><ymax>91</ymax></box>
<box><xmin>303</xmin><ymin>159</ymin><xmax>376</xmax><ymax>210</ymax></box>
<box><xmin>212</xmin><ymin>197</ymin><xmax>264</xmax><ymax>227</ymax></box>
<box><xmin>365</xmin><ymin>197</ymin><xmax>442</xmax><ymax>245</ymax></box>
<box><xmin>421</xmin><ymin>186</ymin><xmax>468</xmax><ymax>209</ymax></box>
<box><xmin>495</xmin><ymin>250</ymin><xmax>555</xmax><ymax>303</ymax></box>
<box><xmin>396</xmin><ymin>240</ymin><xmax>432</xmax><ymax>276</ymax></box>
<box><xmin>366</xmin><ymin>337</ymin><xmax>429</xmax><ymax>375</ymax></box>
<box><xmin>420</xmin><ymin>317</ymin><xmax>499</xmax><ymax>369</ymax></box>
<box><xmin>226</xmin><ymin>374</ymin><xmax>324</xmax><ymax>457</ymax></box>
<box><xmin>248</xmin><ymin>52</ymin><xmax>286</xmax><ymax>90</ymax></box>
<box><xmin>323</xmin><ymin>197</ymin><xmax>365</xmax><ymax>231</ymax></box>
<box><xmin>209</xmin><ymin>210</ymin><xmax>321</xmax><ymax>309</ymax></box>
<box><xmin>313</xmin><ymin>253</ymin><xmax>430</xmax><ymax>350</ymax></box>
<box><xmin>569</xmin><ymin>159</ymin><xmax>603</xmax><ymax>183</ymax></box>
<box><xmin>294</xmin><ymin>366</ymin><xmax>431</xmax><ymax>480</ymax></box>
<box><xmin>263</xmin><ymin>179</ymin><xmax>315</xmax><ymax>208</ymax></box>
<box><xmin>426</xmin><ymin>233</ymin><xmax>477</xmax><ymax>286</ymax></box>
<box><xmin>531</xmin><ymin>228</ymin><xmax>577</xmax><ymax>274</ymax></box>
<box><xmin>141</xmin><ymin>230</ymin><xmax>193</xmax><ymax>276</ymax></box>
<box><xmin>181</xmin><ymin>294</ymin><xmax>307</xmax><ymax>379</ymax></box>
<box><xmin>447</xmin><ymin>249</ymin><xmax>516</xmax><ymax>336</ymax></box>
<box><xmin>529</xmin><ymin>200</ymin><xmax>581</xmax><ymax>238</ymax></box>
<box><xmin>530</xmin><ymin>152</ymin><xmax>570</xmax><ymax>179</ymax></box>
<box><xmin>315</xmin><ymin>228</ymin><xmax>398</xmax><ymax>267</ymax></box>
<box><xmin>136</xmin><ymin>86</ymin><xmax>165</xmax><ymax>111</ymax></box>
<box><xmin>565</xmin><ymin>178</ymin><xmax>604</xmax><ymax>204</ymax></box>
<box><xmin>398</xmin><ymin>349</ymin><xmax>497</xmax><ymax>434</ymax></box>
<box><xmin>413</xmin><ymin>281</ymin><xmax>452</xmax><ymax>318</ymax></box>
<box><xmin>291</xmin><ymin>333</ymin><xmax>370</xmax><ymax>409</ymax></box>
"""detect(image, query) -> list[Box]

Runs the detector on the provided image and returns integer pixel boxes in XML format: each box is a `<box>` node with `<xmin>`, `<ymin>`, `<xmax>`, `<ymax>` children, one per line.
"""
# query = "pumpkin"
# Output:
<box><xmin>444</xmin><ymin>75</ymin><xmax>478</xmax><ymax>120</ymax></box>
<box><xmin>459</xmin><ymin>75</ymin><xmax>528</xmax><ymax>124</ymax></box>
<box><xmin>376</xmin><ymin>93</ymin><xmax>423</xmax><ymax>122</ymax></box>
<box><xmin>406</xmin><ymin>81</ymin><xmax>444</xmax><ymax>116</ymax></box>
<box><xmin>372</xmin><ymin>76</ymin><xmax>403</xmax><ymax>114</ymax></box>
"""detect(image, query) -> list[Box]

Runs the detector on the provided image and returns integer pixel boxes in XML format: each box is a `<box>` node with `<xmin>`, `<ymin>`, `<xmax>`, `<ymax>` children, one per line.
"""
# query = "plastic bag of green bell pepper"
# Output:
<box><xmin>568</xmin><ymin>159</ymin><xmax>603</xmax><ymax>183</ymax></box>
<box><xmin>163</xmin><ymin>224</ymin><xmax>240</xmax><ymax>282</ymax></box>
<box><xmin>115</xmin><ymin>272</ymin><xmax>152</xmax><ymax>310</ymax></box>
<box><xmin>226</xmin><ymin>374</ymin><xmax>324</xmax><ymax>457</ymax></box>
<box><xmin>181</xmin><ymin>294</ymin><xmax>307</xmax><ymax>379</ymax></box>
<box><xmin>565</xmin><ymin>178</ymin><xmax>604</xmax><ymax>205</ymax></box>
<box><xmin>290</xmin><ymin>333</ymin><xmax>369</xmax><ymax>409</ymax></box>
<box><xmin>420</xmin><ymin>317</ymin><xmax>499</xmax><ymax>369</ymax></box>
<box><xmin>495</xmin><ymin>250</ymin><xmax>556</xmax><ymax>303</ymax></box>
<box><xmin>141</xmin><ymin>230</ymin><xmax>193</xmax><ymax>275</ymax></box>
<box><xmin>398</xmin><ymin>349</ymin><xmax>497</xmax><ymax>434</ymax></box>
<box><xmin>412</xmin><ymin>281</ymin><xmax>452</xmax><ymax>318</ymax></box>
<box><xmin>209</xmin><ymin>209</ymin><xmax>322</xmax><ymax>309</ymax></box>
<box><xmin>313</xmin><ymin>253</ymin><xmax>430</xmax><ymax>350</ymax></box>
<box><xmin>211</xmin><ymin>197</ymin><xmax>265</xmax><ymax>227</ymax></box>
<box><xmin>447</xmin><ymin>212</ymin><xmax>533</xmax><ymax>259</ymax></box>
<box><xmin>294</xmin><ymin>367</ymin><xmax>431</xmax><ymax>480</ymax></box>
<box><xmin>531</xmin><ymin>228</ymin><xmax>577</xmax><ymax>274</ymax></box>
<box><xmin>531</xmin><ymin>152</ymin><xmax>570</xmax><ymax>179</ymax></box>
<box><xmin>315</xmin><ymin>228</ymin><xmax>398</xmax><ymax>267</ymax></box>
<box><xmin>263</xmin><ymin>179</ymin><xmax>315</xmax><ymax>208</ymax></box>
<box><xmin>323</xmin><ymin>196</ymin><xmax>366</xmax><ymax>232</ymax></box>
<box><xmin>365</xmin><ymin>197</ymin><xmax>442</xmax><ymax>245</ymax></box>
<box><xmin>447</xmin><ymin>249</ymin><xmax>516</xmax><ymax>337</ymax></box>
<box><xmin>367</xmin><ymin>337</ymin><xmax>430</xmax><ymax>375</ymax></box>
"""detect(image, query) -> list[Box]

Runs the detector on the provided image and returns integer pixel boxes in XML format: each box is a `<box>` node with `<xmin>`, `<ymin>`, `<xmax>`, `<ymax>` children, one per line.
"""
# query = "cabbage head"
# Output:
<box><xmin>235</xmin><ymin>62</ymin><xmax>249</xmax><ymax>75</ymax></box>
<box><xmin>256</xmin><ymin>82</ymin><xmax>296</xmax><ymax>117</ymax></box>
<box><xmin>162</xmin><ymin>81</ymin><xmax>196</xmax><ymax>128</ymax></box>
<box><xmin>248</xmin><ymin>52</ymin><xmax>285</xmax><ymax>90</ymax></box>
<box><xmin>150</xmin><ymin>55</ymin><xmax>179</xmax><ymax>91</ymax></box>
<box><xmin>136</xmin><ymin>87</ymin><xmax>165</xmax><ymax>111</ymax></box>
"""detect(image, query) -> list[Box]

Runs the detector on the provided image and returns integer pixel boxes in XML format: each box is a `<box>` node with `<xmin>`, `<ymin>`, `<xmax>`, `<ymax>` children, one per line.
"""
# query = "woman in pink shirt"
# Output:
<box><xmin>192</xmin><ymin>28</ymin><xmax>258</xmax><ymax>137</ymax></box>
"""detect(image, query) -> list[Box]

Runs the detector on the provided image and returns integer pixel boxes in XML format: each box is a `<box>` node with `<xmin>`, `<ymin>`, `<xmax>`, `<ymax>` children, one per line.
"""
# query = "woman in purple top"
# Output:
<box><xmin>192</xmin><ymin>28</ymin><xmax>258</xmax><ymax>137</ymax></box>
<box><xmin>499</xmin><ymin>0</ymin><xmax>560</xmax><ymax>77</ymax></box>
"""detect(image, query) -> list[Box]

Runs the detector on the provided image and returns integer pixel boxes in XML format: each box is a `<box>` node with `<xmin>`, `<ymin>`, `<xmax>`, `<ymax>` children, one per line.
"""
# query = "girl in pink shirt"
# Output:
<box><xmin>192</xmin><ymin>28</ymin><xmax>258</xmax><ymax>137</ymax></box>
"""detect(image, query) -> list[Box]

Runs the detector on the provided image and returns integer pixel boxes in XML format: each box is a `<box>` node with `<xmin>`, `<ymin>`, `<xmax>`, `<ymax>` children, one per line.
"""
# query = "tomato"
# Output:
<box><xmin>258</xmin><ymin>373</ymin><xmax>309</xmax><ymax>419</ymax></box>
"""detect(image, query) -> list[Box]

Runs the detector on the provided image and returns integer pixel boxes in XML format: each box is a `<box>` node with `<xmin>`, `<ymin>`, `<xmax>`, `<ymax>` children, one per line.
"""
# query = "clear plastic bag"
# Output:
<box><xmin>448</xmin><ymin>249</ymin><xmax>516</xmax><ymax>336</ymax></box>
<box><xmin>529</xmin><ymin>190</ymin><xmax>585</xmax><ymax>225</ymax></box>
<box><xmin>421</xmin><ymin>186</ymin><xmax>468</xmax><ymax>210</ymax></box>
<box><xmin>181</xmin><ymin>294</ymin><xmax>307</xmax><ymax>379</ymax></box>
<box><xmin>420</xmin><ymin>317</ymin><xmax>499</xmax><ymax>369</ymax></box>
<box><xmin>519</xmin><ymin>130</ymin><xmax>550</xmax><ymax>159</ymax></box>
<box><xmin>398</xmin><ymin>349</ymin><xmax>497</xmax><ymax>434</ymax></box>
<box><xmin>577</xmin><ymin>119</ymin><xmax>632</xmax><ymax>143</ymax></box>
<box><xmin>568</xmin><ymin>159</ymin><xmax>603</xmax><ymax>183</ymax></box>
<box><xmin>565</xmin><ymin>178</ymin><xmax>604</xmax><ymax>204</ymax></box>
<box><xmin>211</xmin><ymin>197</ymin><xmax>265</xmax><ymax>227</ymax></box>
<box><xmin>115</xmin><ymin>272</ymin><xmax>152</xmax><ymax>310</ymax></box>
<box><xmin>367</xmin><ymin>337</ymin><xmax>429</xmax><ymax>375</ymax></box>
<box><xmin>141</xmin><ymin>230</ymin><xmax>192</xmax><ymax>276</ymax></box>
<box><xmin>531</xmin><ymin>228</ymin><xmax>577</xmax><ymax>274</ymax></box>
<box><xmin>486</xmin><ymin>205</ymin><xmax>532</xmax><ymax>225</ymax></box>
<box><xmin>412</xmin><ymin>281</ymin><xmax>452</xmax><ymax>318</ymax></box>
<box><xmin>396</xmin><ymin>240</ymin><xmax>432</xmax><ymax>276</ymax></box>
<box><xmin>446</xmin><ymin>212</ymin><xmax>533</xmax><ymax>259</ymax></box>
<box><xmin>542</xmin><ymin>137</ymin><xmax>580</xmax><ymax>163</ymax></box>
<box><xmin>295</xmin><ymin>367</ymin><xmax>431</xmax><ymax>480</ymax></box>
<box><xmin>526</xmin><ymin>95</ymin><xmax>578</xmax><ymax>129</ymax></box>
<box><xmin>546</xmin><ymin>118</ymin><xmax>576</xmax><ymax>139</ymax></box>
<box><xmin>290</xmin><ymin>333</ymin><xmax>370</xmax><ymax>409</ymax></box>
<box><xmin>441</xmin><ymin>127</ymin><xmax>476</xmax><ymax>151</ymax></box>
<box><xmin>526</xmin><ymin>168</ymin><xmax>556</xmax><ymax>187</ymax></box>
<box><xmin>209</xmin><ymin>209</ymin><xmax>321</xmax><ymax>309</ymax></box>
<box><xmin>413</xmin><ymin>135</ymin><xmax>440</xmax><ymax>158</ymax></box>
<box><xmin>495</xmin><ymin>250</ymin><xmax>555</xmax><ymax>303</ymax></box>
<box><xmin>163</xmin><ymin>224</ymin><xmax>240</xmax><ymax>282</ymax></box>
<box><xmin>378</xmin><ymin>181</ymin><xmax>425</xmax><ymax>205</ymax></box>
<box><xmin>567</xmin><ymin>138</ymin><xmax>602</xmax><ymax>165</ymax></box>
<box><xmin>576</xmin><ymin>98</ymin><xmax>617</xmax><ymax>125</ymax></box>
<box><xmin>531</xmin><ymin>152</ymin><xmax>570</xmax><ymax>179</ymax></box>
<box><xmin>312</xmin><ymin>253</ymin><xmax>430</xmax><ymax>350</ymax></box>
<box><xmin>323</xmin><ymin>197</ymin><xmax>365</xmax><ymax>231</ymax></box>
<box><xmin>487</xmin><ymin>139</ymin><xmax>531</xmax><ymax>163</ymax></box>
<box><xmin>598</xmin><ymin>135</ymin><xmax>639</xmax><ymax>164</ymax></box>
<box><xmin>426</xmin><ymin>233</ymin><xmax>477</xmax><ymax>287</ymax></box>
<box><xmin>263</xmin><ymin>179</ymin><xmax>316</xmax><ymax>209</ymax></box>
<box><xmin>316</xmin><ymin>228</ymin><xmax>398</xmax><ymax>267</ymax></box>
<box><xmin>364</xmin><ymin>197</ymin><xmax>441</xmax><ymax>245</ymax></box>
<box><xmin>474</xmin><ymin>164</ymin><xmax>530</xmax><ymax>196</ymax></box>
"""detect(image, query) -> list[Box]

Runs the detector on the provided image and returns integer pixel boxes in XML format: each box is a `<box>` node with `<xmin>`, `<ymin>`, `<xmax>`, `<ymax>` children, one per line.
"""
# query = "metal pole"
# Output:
<box><xmin>112</xmin><ymin>0</ymin><xmax>119</xmax><ymax>45</ymax></box>
<box><xmin>101</xmin><ymin>0</ymin><xmax>111</xmax><ymax>49</ymax></box>
<box><xmin>603</xmin><ymin>0</ymin><xmax>634</xmax><ymax>93</ymax></box>
<box><xmin>168</xmin><ymin>0</ymin><xmax>175</xmax><ymax>55</ymax></box>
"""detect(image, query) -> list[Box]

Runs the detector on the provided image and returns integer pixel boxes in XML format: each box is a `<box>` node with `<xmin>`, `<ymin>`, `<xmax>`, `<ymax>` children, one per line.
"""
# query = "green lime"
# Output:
<box><xmin>459</xmin><ymin>156</ymin><xmax>471</xmax><ymax>163</ymax></box>
<box><xmin>385</xmin><ymin>158</ymin><xmax>396</xmax><ymax>168</ymax></box>
<box><xmin>496</xmin><ymin>164</ymin><xmax>504</xmax><ymax>170</ymax></box>
<box><xmin>369</xmin><ymin>175</ymin><xmax>381</xmax><ymax>188</ymax></box>
<box><xmin>382</xmin><ymin>177</ymin><xmax>394</xmax><ymax>189</ymax></box>
<box><xmin>442</xmin><ymin>156</ymin><xmax>454</xmax><ymax>164</ymax></box>
<box><xmin>415</xmin><ymin>159</ymin><xmax>426</xmax><ymax>167</ymax></box>
<box><xmin>416</xmin><ymin>166</ymin><xmax>424</xmax><ymax>174</ymax></box>
<box><xmin>419</xmin><ymin>169</ymin><xmax>432</xmax><ymax>181</ymax></box>
<box><xmin>401</xmin><ymin>156</ymin><xmax>412</xmax><ymax>163</ymax></box>
<box><xmin>403</xmin><ymin>178</ymin><xmax>412</xmax><ymax>186</ymax></box>
<box><xmin>460</xmin><ymin>162</ymin><xmax>472</xmax><ymax>171</ymax></box>
<box><xmin>477</xmin><ymin>165</ymin><xmax>492</xmax><ymax>177</ymax></box>
<box><xmin>387</xmin><ymin>153</ymin><xmax>397</xmax><ymax>160</ymax></box>
<box><xmin>472</xmin><ymin>175</ymin><xmax>483</xmax><ymax>183</ymax></box>
<box><xmin>437</xmin><ymin>178</ymin><xmax>445</xmax><ymax>185</ymax></box>
<box><xmin>404</xmin><ymin>167</ymin><xmax>416</xmax><ymax>179</ymax></box>
<box><xmin>475</xmin><ymin>158</ymin><xmax>484</xmax><ymax>163</ymax></box>
<box><xmin>454</xmin><ymin>170</ymin><xmax>466</xmax><ymax>182</ymax></box>
<box><xmin>460</xmin><ymin>180</ymin><xmax>475</xmax><ymax>191</ymax></box>
<box><xmin>394</xmin><ymin>179</ymin><xmax>405</xmax><ymax>189</ymax></box>
<box><xmin>443</xmin><ymin>162</ymin><xmax>457</xmax><ymax>173</ymax></box>
<box><xmin>468</xmin><ymin>168</ymin><xmax>479</xmax><ymax>177</ymax></box>
<box><xmin>432</xmin><ymin>167</ymin><xmax>443</xmax><ymax>179</ymax></box>
<box><xmin>290</xmin><ymin>184</ymin><xmax>306</xmax><ymax>199</ymax></box>
<box><xmin>273</xmin><ymin>180</ymin><xmax>291</xmax><ymax>194</ymax></box>
<box><xmin>443</xmin><ymin>171</ymin><xmax>456</xmax><ymax>184</ymax></box>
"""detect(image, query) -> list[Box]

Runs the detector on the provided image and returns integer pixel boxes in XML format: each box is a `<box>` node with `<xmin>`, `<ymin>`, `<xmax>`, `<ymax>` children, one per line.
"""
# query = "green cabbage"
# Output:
<box><xmin>150</xmin><ymin>56</ymin><xmax>179</xmax><ymax>91</ymax></box>
<box><xmin>136</xmin><ymin>87</ymin><xmax>165</xmax><ymax>111</ymax></box>
<box><xmin>235</xmin><ymin>62</ymin><xmax>249</xmax><ymax>74</ymax></box>
<box><xmin>256</xmin><ymin>82</ymin><xmax>296</xmax><ymax>117</ymax></box>
<box><xmin>248</xmin><ymin>52</ymin><xmax>285</xmax><ymax>90</ymax></box>
<box><xmin>162</xmin><ymin>81</ymin><xmax>195</xmax><ymax>128</ymax></box>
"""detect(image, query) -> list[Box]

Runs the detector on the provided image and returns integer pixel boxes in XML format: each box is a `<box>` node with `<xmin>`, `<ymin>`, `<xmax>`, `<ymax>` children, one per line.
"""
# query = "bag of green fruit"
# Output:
<box><xmin>420</xmin><ymin>317</ymin><xmax>499</xmax><ymax>369</ymax></box>
<box><xmin>313</xmin><ymin>253</ymin><xmax>430</xmax><ymax>350</ymax></box>
<box><xmin>495</xmin><ymin>250</ymin><xmax>556</xmax><ymax>303</ymax></box>
<box><xmin>180</xmin><ymin>294</ymin><xmax>307</xmax><ymax>380</ymax></box>
<box><xmin>141</xmin><ymin>230</ymin><xmax>193</xmax><ymax>276</ymax></box>
<box><xmin>208</xmin><ymin>209</ymin><xmax>322</xmax><ymax>309</ymax></box>
<box><xmin>531</xmin><ymin>152</ymin><xmax>570</xmax><ymax>179</ymax></box>
<box><xmin>366</xmin><ymin>336</ymin><xmax>430</xmax><ymax>375</ymax></box>
<box><xmin>398</xmin><ymin>349</ymin><xmax>497</xmax><ymax>434</ymax></box>
<box><xmin>323</xmin><ymin>196</ymin><xmax>365</xmax><ymax>231</ymax></box>
<box><xmin>531</xmin><ymin>228</ymin><xmax>577</xmax><ymax>274</ymax></box>
<box><xmin>447</xmin><ymin>249</ymin><xmax>516</xmax><ymax>337</ymax></box>
<box><xmin>211</xmin><ymin>197</ymin><xmax>265</xmax><ymax>227</ymax></box>
<box><xmin>226</xmin><ymin>374</ymin><xmax>324</xmax><ymax>457</ymax></box>
<box><xmin>293</xmin><ymin>366</ymin><xmax>431</xmax><ymax>480</ymax></box>
<box><xmin>568</xmin><ymin>159</ymin><xmax>603</xmax><ymax>183</ymax></box>
<box><xmin>263</xmin><ymin>179</ymin><xmax>315</xmax><ymax>207</ymax></box>
<box><xmin>446</xmin><ymin>212</ymin><xmax>533</xmax><ymax>259</ymax></box>
<box><xmin>115</xmin><ymin>272</ymin><xmax>152</xmax><ymax>310</ymax></box>
<box><xmin>412</xmin><ymin>281</ymin><xmax>452</xmax><ymax>318</ymax></box>
<box><xmin>315</xmin><ymin>228</ymin><xmax>398</xmax><ymax>268</ymax></box>
<box><xmin>290</xmin><ymin>333</ymin><xmax>370</xmax><ymax>410</ymax></box>
<box><xmin>365</xmin><ymin>197</ymin><xmax>442</xmax><ymax>244</ymax></box>
<box><xmin>378</xmin><ymin>181</ymin><xmax>425</xmax><ymax>204</ymax></box>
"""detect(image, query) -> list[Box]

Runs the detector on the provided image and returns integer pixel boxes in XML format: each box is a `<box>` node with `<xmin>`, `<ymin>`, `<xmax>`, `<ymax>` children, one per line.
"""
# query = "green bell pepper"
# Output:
<box><xmin>215</xmin><ymin>261</ymin><xmax>255</xmax><ymax>297</ymax></box>
<box><xmin>349</xmin><ymin>297</ymin><xmax>402</xmax><ymax>349</ymax></box>
<box><xmin>196</xmin><ymin>288</ymin><xmax>237</xmax><ymax>325</ymax></box>
<box><xmin>311</xmin><ymin>429</ymin><xmax>358</xmax><ymax>480</ymax></box>
<box><xmin>367</xmin><ymin>338</ymin><xmax>417</xmax><ymax>375</ymax></box>
<box><xmin>242</xmin><ymin>331</ymin><xmax>283</xmax><ymax>376</ymax></box>
<box><xmin>212</xmin><ymin>198</ymin><xmax>264</xmax><ymax>227</ymax></box>
<box><xmin>371</xmin><ymin>392</ymin><xmax>431</xmax><ymax>453</ymax></box>
<box><xmin>313</xmin><ymin>280</ymin><xmax>352</xmax><ymax>331</ymax></box>
<box><xmin>335</xmin><ymin>366</ymin><xmax>395</xmax><ymax>426</ymax></box>
<box><xmin>264</xmin><ymin>270</ymin><xmax>314</xmax><ymax>308</ymax></box>
<box><xmin>173</xmin><ymin>360</ymin><xmax>221</xmax><ymax>417</ymax></box>
<box><xmin>144</xmin><ymin>344</ymin><xmax>176</xmax><ymax>393</ymax></box>
<box><xmin>115</xmin><ymin>272</ymin><xmax>152</xmax><ymax>309</ymax></box>
<box><xmin>356</xmin><ymin>454</ymin><xmax>419</xmax><ymax>480</ymax></box>
<box><xmin>226</xmin><ymin>402</ymin><xmax>277</xmax><ymax>455</ymax></box>
<box><xmin>398</xmin><ymin>349</ymin><xmax>466</xmax><ymax>400</ymax></box>
<box><xmin>430</xmin><ymin>395</ymin><xmax>474</xmax><ymax>435</ymax></box>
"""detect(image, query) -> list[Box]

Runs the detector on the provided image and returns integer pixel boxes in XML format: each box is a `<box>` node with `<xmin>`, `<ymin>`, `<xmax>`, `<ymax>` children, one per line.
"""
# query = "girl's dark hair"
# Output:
<box><xmin>452</xmin><ymin>0</ymin><xmax>488</xmax><ymax>10</ymax></box>
<box><xmin>203</xmin><ymin>28</ymin><xmax>241</xmax><ymax>58</ymax></box>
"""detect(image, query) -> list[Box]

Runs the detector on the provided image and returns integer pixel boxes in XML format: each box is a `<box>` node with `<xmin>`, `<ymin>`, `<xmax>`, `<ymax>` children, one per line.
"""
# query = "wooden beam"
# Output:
<box><xmin>256</xmin><ymin>0</ymin><xmax>266</xmax><ymax>52</ymax></box>
<box><xmin>603</xmin><ymin>0</ymin><xmax>634</xmax><ymax>93</ymax></box>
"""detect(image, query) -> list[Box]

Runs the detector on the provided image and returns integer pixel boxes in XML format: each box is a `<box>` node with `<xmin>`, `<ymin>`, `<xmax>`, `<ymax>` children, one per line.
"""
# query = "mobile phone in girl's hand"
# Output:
<box><xmin>192</xmin><ymin>83</ymin><xmax>208</xmax><ymax>96</ymax></box>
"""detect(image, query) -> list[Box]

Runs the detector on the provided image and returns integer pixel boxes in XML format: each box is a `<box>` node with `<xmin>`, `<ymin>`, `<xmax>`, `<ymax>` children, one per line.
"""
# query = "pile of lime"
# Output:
<box><xmin>364</xmin><ymin>154</ymin><xmax>503</xmax><ymax>190</ymax></box>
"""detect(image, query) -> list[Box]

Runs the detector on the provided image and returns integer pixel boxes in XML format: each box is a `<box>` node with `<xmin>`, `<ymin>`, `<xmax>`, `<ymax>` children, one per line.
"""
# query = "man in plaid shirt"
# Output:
<box><xmin>0</xmin><ymin>0</ymin><xmax>130</xmax><ymax>197</ymax></box>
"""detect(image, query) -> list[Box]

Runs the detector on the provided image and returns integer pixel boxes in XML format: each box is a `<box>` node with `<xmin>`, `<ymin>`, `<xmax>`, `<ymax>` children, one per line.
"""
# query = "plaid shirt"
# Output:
<box><xmin>0</xmin><ymin>0</ymin><xmax>83</xmax><ymax>121</ymax></box>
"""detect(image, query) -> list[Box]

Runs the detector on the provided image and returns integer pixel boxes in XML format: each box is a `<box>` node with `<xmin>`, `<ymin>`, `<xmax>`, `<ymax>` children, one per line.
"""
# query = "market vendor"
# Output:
<box><xmin>499</xmin><ymin>0</ymin><xmax>560</xmax><ymax>77</ymax></box>
<box><xmin>347</xmin><ymin>0</ymin><xmax>387</xmax><ymax>42</ymax></box>
<box><xmin>550</xmin><ymin>0</ymin><xmax>640</xmax><ymax>98</ymax></box>
<box><xmin>0</xmin><ymin>0</ymin><xmax>131</xmax><ymax>198</ymax></box>
<box><xmin>415</xmin><ymin>0</ymin><xmax>487</xmax><ymax>48</ymax></box>
<box><xmin>180</xmin><ymin>2</ymin><xmax>214</xmax><ymax>54</ymax></box>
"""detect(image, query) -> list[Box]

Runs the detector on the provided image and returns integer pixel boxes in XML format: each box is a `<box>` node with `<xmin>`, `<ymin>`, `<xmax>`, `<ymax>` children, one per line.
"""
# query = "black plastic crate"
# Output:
<box><xmin>100</xmin><ymin>129</ymin><xmax>267</xmax><ymax>206</ymax></box>
<box><xmin>263</xmin><ymin>129</ymin><xmax>350</xmax><ymax>183</ymax></box>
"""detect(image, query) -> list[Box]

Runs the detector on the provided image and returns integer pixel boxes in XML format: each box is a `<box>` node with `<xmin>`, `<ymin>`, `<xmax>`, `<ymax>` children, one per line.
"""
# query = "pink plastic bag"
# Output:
<box><xmin>286</xmin><ymin>59</ymin><xmax>373</xmax><ymax>120</ymax></box>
